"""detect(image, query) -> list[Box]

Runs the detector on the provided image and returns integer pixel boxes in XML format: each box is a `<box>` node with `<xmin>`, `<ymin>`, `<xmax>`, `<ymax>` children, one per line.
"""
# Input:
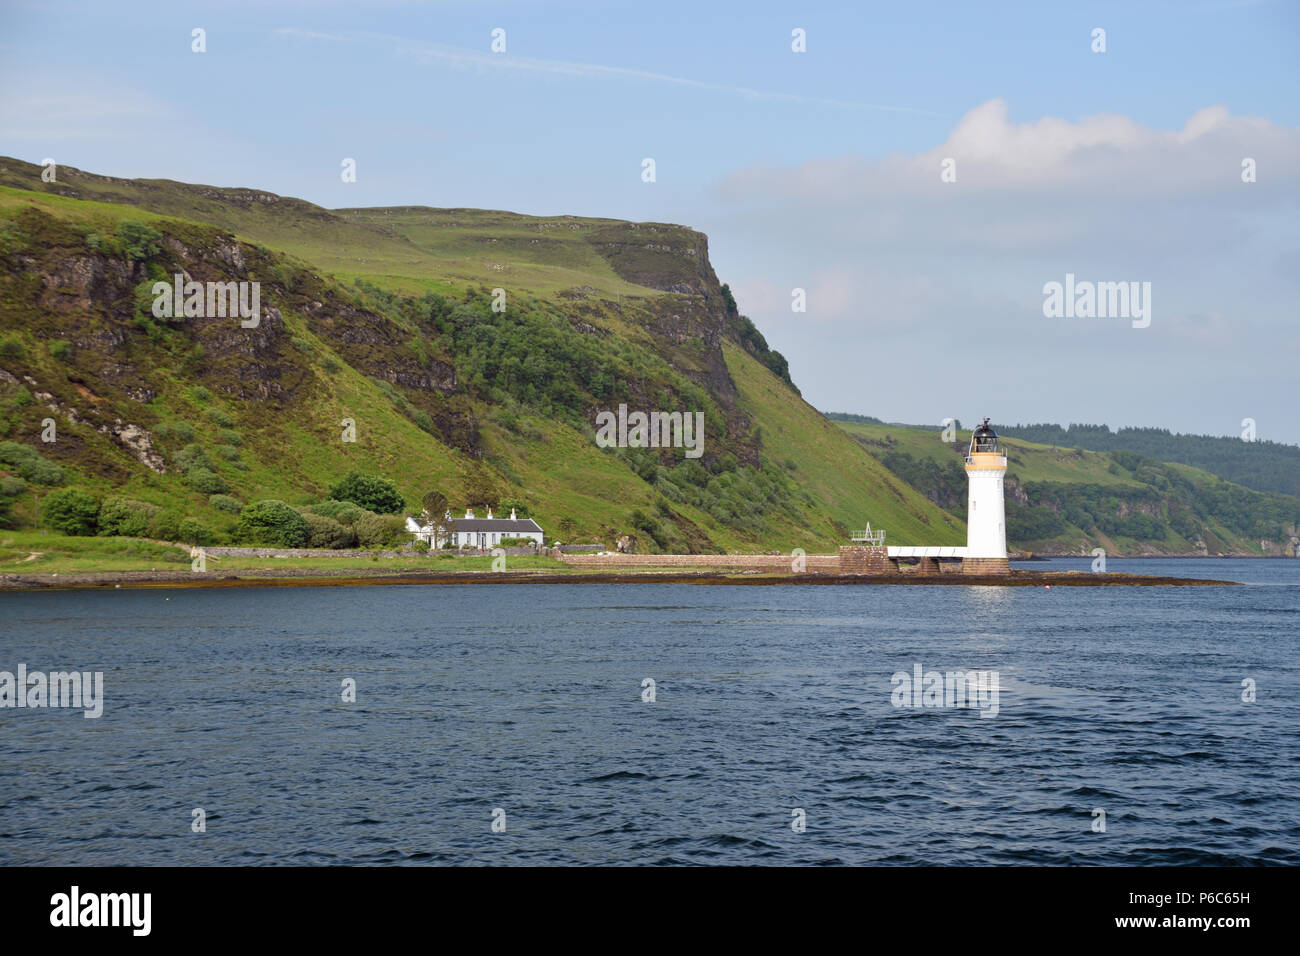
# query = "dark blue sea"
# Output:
<box><xmin>2</xmin><ymin>557</ymin><xmax>1297</xmax><ymax>865</ymax></box>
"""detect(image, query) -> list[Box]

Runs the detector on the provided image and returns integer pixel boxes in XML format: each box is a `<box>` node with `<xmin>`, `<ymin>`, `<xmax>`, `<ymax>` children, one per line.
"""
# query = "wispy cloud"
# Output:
<box><xmin>274</xmin><ymin>28</ymin><xmax>346</xmax><ymax>42</ymax></box>
<box><xmin>275</xmin><ymin>27</ymin><xmax>945</xmax><ymax>116</ymax></box>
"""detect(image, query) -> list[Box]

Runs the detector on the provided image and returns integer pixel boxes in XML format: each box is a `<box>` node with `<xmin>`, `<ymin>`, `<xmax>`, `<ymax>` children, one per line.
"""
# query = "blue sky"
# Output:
<box><xmin>2</xmin><ymin>0</ymin><xmax>1298</xmax><ymax>441</ymax></box>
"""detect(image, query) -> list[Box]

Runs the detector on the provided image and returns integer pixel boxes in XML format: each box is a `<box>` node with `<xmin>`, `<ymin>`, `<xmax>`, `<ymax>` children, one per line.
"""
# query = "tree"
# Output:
<box><xmin>418</xmin><ymin>489</ymin><xmax>450</xmax><ymax>547</ymax></box>
<box><xmin>461</xmin><ymin>461</ymin><xmax>499</xmax><ymax>509</ymax></box>
<box><xmin>300</xmin><ymin>512</ymin><xmax>356</xmax><ymax>549</ymax></box>
<box><xmin>42</xmin><ymin>488</ymin><xmax>100</xmax><ymax>535</ymax></box>
<box><xmin>353</xmin><ymin>512</ymin><xmax>407</xmax><ymax>549</ymax></box>
<box><xmin>328</xmin><ymin>471</ymin><xmax>405</xmax><ymax>515</ymax></box>
<box><xmin>498</xmin><ymin>496</ymin><xmax>532</xmax><ymax>519</ymax></box>
<box><xmin>420</xmin><ymin>490</ymin><xmax>449</xmax><ymax>522</ymax></box>
<box><xmin>237</xmin><ymin>500</ymin><xmax>309</xmax><ymax>548</ymax></box>
<box><xmin>98</xmin><ymin>497</ymin><xmax>159</xmax><ymax>537</ymax></box>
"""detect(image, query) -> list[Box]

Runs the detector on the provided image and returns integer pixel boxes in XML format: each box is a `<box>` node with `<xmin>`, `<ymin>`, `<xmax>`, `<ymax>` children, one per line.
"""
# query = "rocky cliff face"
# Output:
<box><xmin>0</xmin><ymin>202</ymin><xmax>479</xmax><ymax>482</ymax></box>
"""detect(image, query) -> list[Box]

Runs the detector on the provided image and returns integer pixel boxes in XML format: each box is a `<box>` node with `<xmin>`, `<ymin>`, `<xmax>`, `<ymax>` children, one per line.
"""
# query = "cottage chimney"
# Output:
<box><xmin>487</xmin><ymin>507</ymin><xmax>494</xmax><ymax>520</ymax></box>
<box><xmin>510</xmin><ymin>508</ymin><xmax>517</xmax><ymax>520</ymax></box>
<box><xmin>465</xmin><ymin>508</ymin><xmax>474</xmax><ymax>519</ymax></box>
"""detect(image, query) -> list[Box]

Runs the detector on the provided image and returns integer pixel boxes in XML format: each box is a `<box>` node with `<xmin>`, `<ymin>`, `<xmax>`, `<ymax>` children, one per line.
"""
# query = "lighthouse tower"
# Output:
<box><xmin>962</xmin><ymin>418</ymin><xmax>1011</xmax><ymax>575</ymax></box>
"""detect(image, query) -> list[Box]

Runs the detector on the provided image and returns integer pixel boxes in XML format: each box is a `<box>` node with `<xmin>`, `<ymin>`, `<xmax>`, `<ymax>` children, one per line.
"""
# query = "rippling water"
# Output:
<box><xmin>2</xmin><ymin>557</ymin><xmax>1297</xmax><ymax>865</ymax></box>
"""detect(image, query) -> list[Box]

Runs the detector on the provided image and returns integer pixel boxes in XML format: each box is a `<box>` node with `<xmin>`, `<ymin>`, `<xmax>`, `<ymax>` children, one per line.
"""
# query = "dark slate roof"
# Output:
<box><xmin>448</xmin><ymin>518</ymin><xmax>543</xmax><ymax>533</ymax></box>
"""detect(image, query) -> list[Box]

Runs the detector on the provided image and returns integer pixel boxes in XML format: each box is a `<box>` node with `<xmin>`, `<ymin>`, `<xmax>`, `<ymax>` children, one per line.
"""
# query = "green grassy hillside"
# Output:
<box><xmin>0</xmin><ymin>157</ymin><xmax>957</xmax><ymax>554</ymax></box>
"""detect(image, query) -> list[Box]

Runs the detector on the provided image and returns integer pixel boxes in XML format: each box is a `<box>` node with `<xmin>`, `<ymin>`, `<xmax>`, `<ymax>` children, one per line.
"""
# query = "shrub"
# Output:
<box><xmin>186</xmin><ymin>467</ymin><xmax>227</xmax><ymax>495</ymax></box>
<box><xmin>497</xmin><ymin>497</ymin><xmax>532</xmax><ymax>519</ymax></box>
<box><xmin>353</xmin><ymin>511</ymin><xmax>407</xmax><ymax>549</ymax></box>
<box><xmin>237</xmin><ymin>500</ymin><xmax>309</xmax><ymax>548</ymax></box>
<box><xmin>215</xmin><ymin>445</ymin><xmax>241</xmax><ymax>462</ymax></box>
<box><xmin>498</xmin><ymin>537</ymin><xmax>536</xmax><ymax>548</ymax></box>
<box><xmin>412</xmin><ymin>539</ymin><xmax>430</xmax><ymax>553</ymax></box>
<box><xmin>97</xmin><ymin>497</ymin><xmax>160</xmax><ymax>537</ymax></box>
<box><xmin>0</xmin><ymin>333</ymin><xmax>25</xmax><ymax>361</ymax></box>
<box><xmin>188</xmin><ymin>386</ymin><xmax>212</xmax><ymax>404</ymax></box>
<box><xmin>208</xmin><ymin>493</ymin><xmax>243</xmax><ymax>514</ymax></box>
<box><xmin>116</xmin><ymin>220</ymin><xmax>163</xmax><ymax>262</ymax></box>
<box><xmin>302</xmin><ymin>512</ymin><xmax>356</xmax><ymax>549</ymax></box>
<box><xmin>42</xmin><ymin>488</ymin><xmax>100</xmax><ymax>535</ymax></box>
<box><xmin>306</xmin><ymin>499</ymin><xmax>366</xmax><ymax>525</ymax></box>
<box><xmin>171</xmin><ymin>421</ymin><xmax>197</xmax><ymax>443</ymax></box>
<box><xmin>203</xmin><ymin>407</ymin><xmax>234</xmax><ymax>428</ymax></box>
<box><xmin>218</xmin><ymin>428</ymin><xmax>242</xmax><ymax>447</ymax></box>
<box><xmin>174</xmin><ymin>443</ymin><xmax>212</xmax><ymax>471</ymax></box>
<box><xmin>149</xmin><ymin>509</ymin><xmax>185</xmax><ymax>541</ymax></box>
<box><xmin>47</xmin><ymin>339</ymin><xmax>72</xmax><ymax>361</ymax></box>
<box><xmin>0</xmin><ymin>441</ymin><xmax>64</xmax><ymax>485</ymax></box>
<box><xmin>327</xmin><ymin>471</ymin><xmax>405</xmax><ymax>514</ymax></box>
<box><xmin>0</xmin><ymin>475</ymin><xmax>27</xmax><ymax>526</ymax></box>
<box><xmin>177</xmin><ymin>518</ymin><xmax>213</xmax><ymax>546</ymax></box>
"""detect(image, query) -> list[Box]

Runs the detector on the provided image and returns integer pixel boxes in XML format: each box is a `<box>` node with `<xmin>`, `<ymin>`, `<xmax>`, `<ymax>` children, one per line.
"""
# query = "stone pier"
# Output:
<box><xmin>839</xmin><ymin>545</ymin><xmax>894</xmax><ymax>573</ymax></box>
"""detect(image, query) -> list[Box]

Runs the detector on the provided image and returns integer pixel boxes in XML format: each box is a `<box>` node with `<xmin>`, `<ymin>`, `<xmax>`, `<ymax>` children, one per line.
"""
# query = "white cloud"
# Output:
<box><xmin>719</xmin><ymin>99</ymin><xmax>1300</xmax><ymax>200</ymax></box>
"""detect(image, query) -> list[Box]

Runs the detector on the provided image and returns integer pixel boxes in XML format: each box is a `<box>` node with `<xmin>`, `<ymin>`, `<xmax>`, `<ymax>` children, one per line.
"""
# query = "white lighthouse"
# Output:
<box><xmin>962</xmin><ymin>418</ymin><xmax>1010</xmax><ymax>574</ymax></box>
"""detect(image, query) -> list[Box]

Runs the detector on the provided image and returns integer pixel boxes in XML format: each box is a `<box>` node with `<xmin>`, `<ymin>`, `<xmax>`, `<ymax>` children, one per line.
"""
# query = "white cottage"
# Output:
<box><xmin>407</xmin><ymin>508</ymin><xmax>544</xmax><ymax>550</ymax></box>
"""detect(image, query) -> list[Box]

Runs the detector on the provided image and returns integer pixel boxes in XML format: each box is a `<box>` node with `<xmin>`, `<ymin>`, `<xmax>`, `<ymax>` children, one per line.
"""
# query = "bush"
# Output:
<box><xmin>0</xmin><ymin>475</ymin><xmax>27</xmax><ymax>526</ymax></box>
<box><xmin>171</xmin><ymin>421</ymin><xmax>197</xmax><ymax>442</ymax></box>
<box><xmin>218</xmin><ymin>428</ymin><xmax>242</xmax><ymax>447</ymax></box>
<box><xmin>97</xmin><ymin>496</ymin><xmax>160</xmax><ymax>537</ymax></box>
<box><xmin>177</xmin><ymin>518</ymin><xmax>213</xmax><ymax>546</ymax></box>
<box><xmin>353</xmin><ymin>511</ymin><xmax>407</xmax><ymax>549</ymax></box>
<box><xmin>174</xmin><ymin>443</ymin><xmax>212</xmax><ymax>471</ymax></box>
<box><xmin>186</xmin><ymin>467</ymin><xmax>227</xmax><ymax>495</ymax></box>
<box><xmin>0</xmin><ymin>441</ymin><xmax>64</xmax><ymax>485</ymax></box>
<box><xmin>42</xmin><ymin>488</ymin><xmax>100</xmax><ymax>535</ymax></box>
<box><xmin>301</xmin><ymin>512</ymin><xmax>356</xmax><ymax>549</ymax></box>
<box><xmin>208</xmin><ymin>493</ymin><xmax>243</xmax><ymax>514</ymax></box>
<box><xmin>47</xmin><ymin>339</ymin><xmax>72</xmax><ymax>361</ymax></box>
<box><xmin>327</xmin><ymin>471</ymin><xmax>405</xmax><ymax>514</ymax></box>
<box><xmin>203</xmin><ymin>407</ymin><xmax>234</xmax><ymax>428</ymax></box>
<box><xmin>498</xmin><ymin>497</ymin><xmax>532</xmax><ymax>519</ymax></box>
<box><xmin>412</xmin><ymin>539</ymin><xmax>430</xmax><ymax>553</ymax></box>
<box><xmin>149</xmin><ymin>509</ymin><xmax>186</xmax><ymax>541</ymax></box>
<box><xmin>0</xmin><ymin>333</ymin><xmax>24</xmax><ymax>361</ymax></box>
<box><xmin>116</xmin><ymin>220</ymin><xmax>163</xmax><ymax>262</ymax></box>
<box><xmin>237</xmin><ymin>500</ymin><xmax>310</xmax><ymax>548</ymax></box>
<box><xmin>305</xmin><ymin>499</ymin><xmax>366</xmax><ymax>525</ymax></box>
<box><xmin>215</xmin><ymin>445</ymin><xmax>241</xmax><ymax>462</ymax></box>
